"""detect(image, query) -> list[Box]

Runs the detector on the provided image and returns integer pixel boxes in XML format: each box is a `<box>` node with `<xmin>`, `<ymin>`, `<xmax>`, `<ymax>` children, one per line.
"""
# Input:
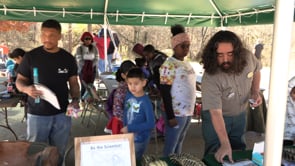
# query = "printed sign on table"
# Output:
<box><xmin>74</xmin><ymin>133</ymin><xmax>135</xmax><ymax>166</ymax></box>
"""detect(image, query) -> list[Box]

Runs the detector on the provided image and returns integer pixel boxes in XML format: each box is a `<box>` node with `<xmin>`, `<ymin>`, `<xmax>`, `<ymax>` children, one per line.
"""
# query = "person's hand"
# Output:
<box><xmin>168</xmin><ymin>118</ymin><xmax>178</xmax><ymax>127</ymax></box>
<box><xmin>120</xmin><ymin>126</ymin><xmax>128</xmax><ymax>133</ymax></box>
<box><xmin>69</xmin><ymin>99</ymin><xmax>80</xmax><ymax>109</ymax></box>
<box><xmin>250</xmin><ymin>93</ymin><xmax>262</xmax><ymax>108</ymax></box>
<box><xmin>214</xmin><ymin>142</ymin><xmax>233</xmax><ymax>163</ymax></box>
<box><xmin>24</xmin><ymin>85</ymin><xmax>43</xmax><ymax>99</ymax></box>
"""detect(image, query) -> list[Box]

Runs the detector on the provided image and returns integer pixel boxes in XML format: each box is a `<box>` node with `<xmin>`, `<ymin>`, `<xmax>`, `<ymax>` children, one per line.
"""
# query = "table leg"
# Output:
<box><xmin>0</xmin><ymin>107</ymin><xmax>18</xmax><ymax>140</ymax></box>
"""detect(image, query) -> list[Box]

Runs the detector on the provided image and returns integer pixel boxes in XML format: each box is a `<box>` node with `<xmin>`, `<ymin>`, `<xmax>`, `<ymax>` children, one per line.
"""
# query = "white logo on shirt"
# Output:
<box><xmin>58</xmin><ymin>68</ymin><xmax>68</xmax><ymax>74</ymax></box>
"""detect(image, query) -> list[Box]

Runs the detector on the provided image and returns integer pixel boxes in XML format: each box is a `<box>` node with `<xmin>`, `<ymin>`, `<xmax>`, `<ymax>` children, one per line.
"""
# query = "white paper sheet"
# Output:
<box><xmin>35</xmin><ymin>84</ymin><xmax>60</xmax><ymax>110</ymax></box>
<box><xmin>80</xmin><ymin>139</ymin><xmax>131</xmax><ymax>166</ymax></box>
<box><xmin>223</xmin><ymin>160</ymin><xmax>256</xmax><ymax>166</ymax></box>
<box><xmin>253</xmin><ymin>141</ymin><xmax>264</xmax><ymax>154</ymax></box>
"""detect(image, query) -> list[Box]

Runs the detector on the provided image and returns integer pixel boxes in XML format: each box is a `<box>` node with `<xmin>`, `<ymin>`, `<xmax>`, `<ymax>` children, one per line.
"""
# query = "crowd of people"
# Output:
<box><xmin>3</xmin><ymin>18</ymin><xmax>294</xmax><ymax>165</ymax></box>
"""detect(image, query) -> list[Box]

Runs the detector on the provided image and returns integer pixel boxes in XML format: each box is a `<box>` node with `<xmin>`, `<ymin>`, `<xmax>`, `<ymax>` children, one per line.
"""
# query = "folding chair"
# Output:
<box><xmin>99</xmin><ymin>72</ymin><xmax>114</xmax><ymax>80</ymax></box>
<box><xmin>100</xmin><ymin>75</ymin><xmax>118</xmax><ymax>96</ymax></box>
<box><xmin>80</xmin><ymin>81</ymin><xmax>108</xmax><ymax>133</ymax></box>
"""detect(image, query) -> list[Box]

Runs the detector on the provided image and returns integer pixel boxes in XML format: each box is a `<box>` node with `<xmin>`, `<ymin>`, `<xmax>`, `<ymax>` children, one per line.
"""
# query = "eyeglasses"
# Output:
<box><xmin>84</xmin><ymin>38</ymin><xmax>92</xmax><ymax>41</ymax></box>
<box><xmin>181</xmin><ymin>44</ymin><xmax>190</xmax><ymax>49</ymax></box>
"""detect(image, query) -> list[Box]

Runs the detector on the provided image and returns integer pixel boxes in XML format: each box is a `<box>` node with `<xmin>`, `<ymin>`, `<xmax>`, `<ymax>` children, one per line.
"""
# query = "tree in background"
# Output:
<box><xmin>0</xmin><ymin>21</ymin><xmax>34</xmax><ymax>32</ymax></box>
<box><xmin>0</xmin><ymin>21</ymin><xmax>37</xmax><ymax>52</ymax></box>
<box><xmin>0</xmin><ymin>22</ymin><xmax>282</xmax><ymax>67</ymax></box>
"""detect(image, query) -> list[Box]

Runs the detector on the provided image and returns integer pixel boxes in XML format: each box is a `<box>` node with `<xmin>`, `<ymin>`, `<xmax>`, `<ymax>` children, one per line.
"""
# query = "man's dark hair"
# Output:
<box><xmin>41</xmin><ymin>19</ymin><xmax>61</xmax><ymax>33</ymax></box>
<box><xmin>126</xmin><ymin>67</ymin><xmax>145</xmax><ymax>80</ymax></box>
<box><xmin>201</xmin><ymin>30</ymin><xmax>247</xmax><ymax>75</ymax></box>
<box><xmin>143</xmin><ymin>44</ymin><xmax>155</xmax><ymax>53</ymax></box>
<box><xmin>9</xmin><ymin>48</ymin><xmax>25</xmax><ymax>59</ymax></box>
<box><xmin>135</xmin><ymin>58</ymin><xmax>146</xmax><ymax>68</ymax></box>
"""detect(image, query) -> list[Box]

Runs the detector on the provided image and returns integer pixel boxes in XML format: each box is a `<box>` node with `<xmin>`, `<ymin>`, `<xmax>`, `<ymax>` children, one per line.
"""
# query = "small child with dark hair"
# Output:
<box><xmin>104</xmin><ymin>60</ymin><xmax>136</xmax><ymax>134</ymax></box>
<box><xmin>8</xmin><ymin>48</ymin><xmax>26</xmax><ymax>82</ymax></box>
<box><xmin>112</xmin><ymin>60</ymin><xmax>136</xmax><ymax>119</ymax></box>
<box><xmin>120</xmin><ymin>67</ymin><xmax>155</xmax><ymax>160</ymax></box>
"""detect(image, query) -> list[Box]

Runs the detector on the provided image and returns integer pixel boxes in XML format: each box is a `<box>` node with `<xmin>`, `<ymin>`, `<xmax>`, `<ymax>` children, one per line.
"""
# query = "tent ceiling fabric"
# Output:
<box><xmin>0</xmin><ymin>0</ymin><xmax>289</xmax><ymax>26</ymax></box>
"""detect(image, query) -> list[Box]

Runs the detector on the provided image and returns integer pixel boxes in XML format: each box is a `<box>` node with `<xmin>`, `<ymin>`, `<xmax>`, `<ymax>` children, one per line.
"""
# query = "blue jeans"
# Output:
<box><xmin>98</xmin><ymin>59</ymin><xmax>105</xmax><ymax>73</ymax></box>
<box><xmin>201</xmin><ymin>110</ymin><xmax>246</xmax><ymax>156</ymax></box>
<box><xmin>163</xmin><ymin>115</ymin><xmax>192</xmax><ymax>157</ymax></box>
<box><xmin>135</xmin><ymin>135</ymin><xmax>150</xmax><ymax>160</ymax></box>
<box><xmin>27</xmin><ymin>113</ymin><xmax>72</xmax><ymax>163</ymax></box>
<box><xmin>107</xmin><ymin>53</ymin><xmax>113</xmax><ymax>72</ymax></box>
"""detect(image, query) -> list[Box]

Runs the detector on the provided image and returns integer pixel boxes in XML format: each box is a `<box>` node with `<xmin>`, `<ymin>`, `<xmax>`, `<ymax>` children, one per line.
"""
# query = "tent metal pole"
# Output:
<box><xmin>209</xmin><ymin>0</ymin><xmax>222</xmax><ymax>17</ymax></box>
<box><xmin>264</xmin><ymin>0</ymin><xmax>294</xmax><ymax>165</ymax></box>
<box><xmin>103</xmin><ymin>0</ymin><xmax>109</xmax><ymax>72</ymax></box>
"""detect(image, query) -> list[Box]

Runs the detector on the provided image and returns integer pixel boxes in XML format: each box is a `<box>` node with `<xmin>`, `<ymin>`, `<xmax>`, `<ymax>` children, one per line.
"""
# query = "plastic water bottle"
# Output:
<box><xmin>33</xmin><ymin>67</ymin><xmax>40</xmax><ymax>103</ymax></box>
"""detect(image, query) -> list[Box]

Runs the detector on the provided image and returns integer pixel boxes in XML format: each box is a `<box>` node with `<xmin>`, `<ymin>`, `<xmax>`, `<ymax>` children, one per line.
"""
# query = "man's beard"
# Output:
<box><xmin>219</xmin><ymin>62</ymin><xmax>233</xmax><ymax>73</ymax></box>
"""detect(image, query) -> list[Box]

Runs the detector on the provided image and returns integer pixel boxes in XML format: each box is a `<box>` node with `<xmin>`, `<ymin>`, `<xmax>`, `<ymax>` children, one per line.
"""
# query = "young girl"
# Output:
<box><xmin>104</xmin><ymin>60</ymin><xmax>136</xmax><ymax>134</ymax></box>
<box><xmin>284</xmin><ymin>76</ymin><xmax>295</xmax><ymax>146</ymax></box>
<box><xmin>112</xmin><ymin>60</ymin><xmax>136</xmax><ymax>119</ymax></box>
<box><xmin>159</xmin><ymin>24</ymin><xmax>196</xmax><ymax>157</ymax></box>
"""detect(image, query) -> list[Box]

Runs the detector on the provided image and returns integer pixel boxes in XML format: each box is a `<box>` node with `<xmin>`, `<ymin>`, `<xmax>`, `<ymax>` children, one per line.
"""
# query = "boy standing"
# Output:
<box><xmin>120</xmin><ymin>68</ymin><xmax>155</xmax><ymax>160</ymax></box>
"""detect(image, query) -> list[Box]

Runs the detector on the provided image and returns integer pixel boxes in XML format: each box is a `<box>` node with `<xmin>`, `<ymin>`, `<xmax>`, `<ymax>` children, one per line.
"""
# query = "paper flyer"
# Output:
<box><xmin>35</xmin><ymin>83</ymin><xmax>60</xmax><ymax>110</ymax></box>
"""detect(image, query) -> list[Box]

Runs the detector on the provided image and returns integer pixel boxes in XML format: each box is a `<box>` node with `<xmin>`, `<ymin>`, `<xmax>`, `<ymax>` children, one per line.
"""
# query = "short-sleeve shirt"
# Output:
<box><xmin>159</xmin><ymin>57</ymin><xmax>196</xmax><ymax>117</ymax></box>
<box><xmin>201</xmin><ymin>51</ymin><xmax>262</xmax><ymax>116</ymax></box>
<box><xmin>17</xmin><ymin>46</ymin><xmax>78</xmax><ymax>115</ymax></box>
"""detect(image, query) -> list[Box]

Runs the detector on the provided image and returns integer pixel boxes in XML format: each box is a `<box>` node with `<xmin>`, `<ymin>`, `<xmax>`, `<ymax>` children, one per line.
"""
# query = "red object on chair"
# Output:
<box><xmin>196</xmin><ymin>103</ymin><xmax>202</xmax><ymax>116</ymax></box>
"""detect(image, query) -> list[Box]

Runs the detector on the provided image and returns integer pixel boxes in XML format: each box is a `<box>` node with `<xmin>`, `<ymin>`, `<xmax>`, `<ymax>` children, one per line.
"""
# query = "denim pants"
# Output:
<box><xmin>201</xmin><ymin>110</ymin><xmax>246</xmax><ymax>156</ymax></box>
<box><xmin>163</xmin><ymin>115</ymin><xmax>192</xmax><ymax>157</ymax></box>
<box><xmin>27</xmin><ymin>113</ymin><xmax>72</xmax><ymax>164</ymax></box>
<box><xmin>135</xmin><ymin>135</ymin><xmax>151</xmax><ymax>160</ymax></box>
<box><xmin>107</xmin><ymin>54</ymin><xmax>113</xmax><ymax>72</ymax></box>
<box><xmin>98</xmin><ymin>59</ymin><xmax>105</xmax><ymax>73</ymax></box>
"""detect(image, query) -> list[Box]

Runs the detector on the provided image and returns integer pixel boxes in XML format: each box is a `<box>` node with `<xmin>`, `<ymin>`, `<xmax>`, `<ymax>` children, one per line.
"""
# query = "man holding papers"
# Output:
<box><xmin>16</xmin><ymin>19</ymin><xmax>80</xmax><ymax>166</ymax></box>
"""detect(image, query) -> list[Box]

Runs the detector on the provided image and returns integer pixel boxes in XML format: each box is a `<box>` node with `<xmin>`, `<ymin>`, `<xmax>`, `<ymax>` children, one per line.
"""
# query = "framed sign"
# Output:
<box><xmin>74</xmin><ymin>133</ymin><xmax>135</xmax><ymax>166</ymax></box>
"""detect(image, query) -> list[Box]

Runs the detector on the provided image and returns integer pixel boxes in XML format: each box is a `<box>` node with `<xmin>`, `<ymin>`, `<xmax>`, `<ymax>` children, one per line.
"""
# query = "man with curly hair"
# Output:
<box><xmin>201</xmin><ymin>30</ymin><xmax>262</xmax><ymax>163</ymax></box>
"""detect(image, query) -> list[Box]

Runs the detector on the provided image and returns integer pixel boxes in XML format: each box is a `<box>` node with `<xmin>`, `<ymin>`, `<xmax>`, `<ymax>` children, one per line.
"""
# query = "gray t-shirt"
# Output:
<box><xmin>201</xmin><ymin>51</ymin><xmax>262</xmax><ymax>116</ymax></box>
